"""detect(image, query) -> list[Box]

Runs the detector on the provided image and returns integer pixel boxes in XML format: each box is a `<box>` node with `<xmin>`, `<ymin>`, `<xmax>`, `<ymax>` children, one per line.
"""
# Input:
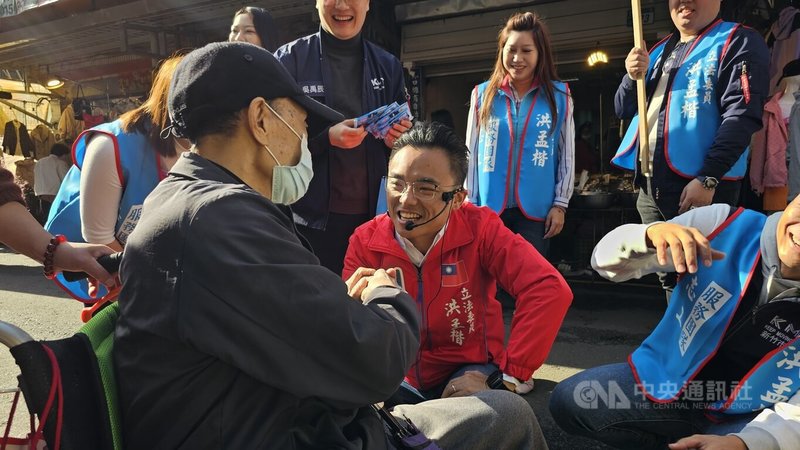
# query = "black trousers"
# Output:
<box><xmin>637</xmin><ymin>177</ymin><xmax>741</xmax><ymax>223</ymax></box>
<box><xmin>636</xmin><ymin>177</ymin><xmax>740</xmax><ymax>294</ymax></box>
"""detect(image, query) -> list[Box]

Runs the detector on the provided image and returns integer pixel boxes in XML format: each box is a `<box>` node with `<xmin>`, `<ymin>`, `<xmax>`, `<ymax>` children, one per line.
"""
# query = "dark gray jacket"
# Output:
<box><xmin>115</xmin><ymin>152</ymin><xmax>420</xmax><ymax>449</ymax></box>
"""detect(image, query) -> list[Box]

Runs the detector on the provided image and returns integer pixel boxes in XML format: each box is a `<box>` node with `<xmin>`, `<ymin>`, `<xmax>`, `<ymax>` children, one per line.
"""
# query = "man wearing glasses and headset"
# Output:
<box><xmin>344</xmin><ymin>121</ymin><xmax>572</xmax><ymax>408</ymax></box>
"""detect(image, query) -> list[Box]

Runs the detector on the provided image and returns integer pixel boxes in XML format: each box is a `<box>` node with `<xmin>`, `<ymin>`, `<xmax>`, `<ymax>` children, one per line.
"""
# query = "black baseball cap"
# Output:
<box><xmin>168</xmin><ymin>41</ymin><xmax>343</xmax><ymax>138</ymax></box>
<box><xmin>777</xmin><ymin>59</ymin><xmax>800</xmax><ymax>86</ymax></box>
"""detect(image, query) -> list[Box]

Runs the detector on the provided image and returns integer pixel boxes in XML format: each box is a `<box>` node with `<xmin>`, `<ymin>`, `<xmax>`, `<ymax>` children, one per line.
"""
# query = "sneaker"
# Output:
<box><xmin>516</xmin><ymin>378</ymin><xmax>535</xmax><ymax>394</ymax></box>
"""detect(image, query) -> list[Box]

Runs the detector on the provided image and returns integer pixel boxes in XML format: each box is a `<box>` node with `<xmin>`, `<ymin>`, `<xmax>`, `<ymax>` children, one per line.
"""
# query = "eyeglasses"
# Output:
<box><xmin>386</xmin><ymin>176</ymin><xmax>461</xmax><ymax>201</ymax></box>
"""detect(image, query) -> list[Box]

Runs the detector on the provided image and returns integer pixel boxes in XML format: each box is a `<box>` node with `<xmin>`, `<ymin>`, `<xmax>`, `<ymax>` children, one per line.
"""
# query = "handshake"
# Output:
<box><xmin>345</xmin><ymin>267</ymin><xmax>405</xmax><ymax>303</ymax></box>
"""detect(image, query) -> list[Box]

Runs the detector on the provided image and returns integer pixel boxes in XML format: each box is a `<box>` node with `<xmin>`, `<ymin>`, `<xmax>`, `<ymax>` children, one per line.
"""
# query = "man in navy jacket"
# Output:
<box><xmin>613</xmin><ymin>1</ymin><xmax>769</xmax><ymax>221</ymax></box>
<box><xmin>275</xmin><ymin>0</ymin><xmax>411</xmax><ymax>275</ymax></box>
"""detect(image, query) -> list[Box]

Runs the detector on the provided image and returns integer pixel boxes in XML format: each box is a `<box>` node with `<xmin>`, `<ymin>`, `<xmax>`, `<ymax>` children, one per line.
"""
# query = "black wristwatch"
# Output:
<box><xmin>486</xmin><ymin>370</ymin><xmax>511</xmax><ymax>391</ymax></box>
<box><xmin>696</xmin><ymin>176</ymin><xmax>719</xmax><ymax>190</ymax></box>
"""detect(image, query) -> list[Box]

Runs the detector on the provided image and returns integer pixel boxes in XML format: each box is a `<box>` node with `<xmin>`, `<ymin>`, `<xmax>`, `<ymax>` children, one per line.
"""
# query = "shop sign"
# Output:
<box><xmin>1</xmin><ymin>0</ymin><xmax>59</xmax><ymax>18</ymax></box>
<box><xmin>409</xmin><ymin>67</ymin><xmax>423</xmax><ymax>121</ymax></box>
<box><xmin>626</xmin><ymin>7</ymin><xmax>655</xmax><ymax>27</ymax></box>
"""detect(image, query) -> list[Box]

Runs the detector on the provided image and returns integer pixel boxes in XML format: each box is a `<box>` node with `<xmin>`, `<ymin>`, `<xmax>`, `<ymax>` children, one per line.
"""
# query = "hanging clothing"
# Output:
<box><xmin>82</xmin><ymin>112</ymin><xmax>105</xmax><ymax>129</ymax></box>
<box><xmin>0</xmin><ymin>108</ymin><xmax>9</xmax><ymax>130</ymax></box>
<box><xmin>763</xmin><ymin>186</ymin><xmax>789</xmax><ymax>210</ymax></box>
<box><xmin>56</xmin><ymin>104</ymin><xmax>84</xmax><ymax>143</ymax></box>
<box><xmin>30</xmin><ymin>124</ymin><xmax>56</xmax><ymax>160</ymax></box>
<box><xmin>750</xmin><ymin>93</ymin><xmax>789</xmax><ymax>194</ymax></box>
<box><xmin>789</xmin><ymin>91</ymin><xmax>800</xmax><ymax>200</ymax></box>
<box><xmin>2</xmin><ymin>120</ymin><xmax>34</xmax><ymax>157</ymax></box>
<box><xmin>767</xmin><ymin>7</ymin><xmax>800</xmax><ymax>95</ymax></box>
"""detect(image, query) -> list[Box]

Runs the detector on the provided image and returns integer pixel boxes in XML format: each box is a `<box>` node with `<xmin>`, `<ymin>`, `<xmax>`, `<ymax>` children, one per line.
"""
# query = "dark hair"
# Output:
<box><xmin>479</xmin><ymin>12</ymin><xmax>561</xmax><ymax>131</ymax></box>
<box><xmin>233</xmin><ymin>7</ymin><xmax>276</xmax><ymax>51</ymax></box>
<box><xmin>119</xmin><ymin>55</ymin><xmax>184</xmax><ymax>157</ymax></box>
<box><xmin>391</xmin><ymin>121</ymin><xmax>469</xmax><ymax>185</ymax></box>
<box><xmin>49</xmin><ymin>142</ymin><xmax>70</xmax><ymax>157</ymax></box>
<box><xmin>184</xmin><ymin>109</ymin><xmax>242</xmax><ymax>143</ymax></box>
<box><xmin>430</xmin><ymin>109</ymin><xmax>455</xmax><ymax>130</ymax></box>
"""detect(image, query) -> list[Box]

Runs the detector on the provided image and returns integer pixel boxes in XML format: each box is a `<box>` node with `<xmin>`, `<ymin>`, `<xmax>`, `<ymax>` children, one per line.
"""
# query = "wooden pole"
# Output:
<box><xmin>631</xmin><ymin>0</ymin><xmax>651</xmax><ymax>177</ymax></box>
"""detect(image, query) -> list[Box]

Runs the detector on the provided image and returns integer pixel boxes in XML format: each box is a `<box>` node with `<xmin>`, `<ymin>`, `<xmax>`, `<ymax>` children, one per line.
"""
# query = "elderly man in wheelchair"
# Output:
<box><xmin>1</xmin><ymin>42</ymin><xmax>544</xmax><ymax>450</ymax></box>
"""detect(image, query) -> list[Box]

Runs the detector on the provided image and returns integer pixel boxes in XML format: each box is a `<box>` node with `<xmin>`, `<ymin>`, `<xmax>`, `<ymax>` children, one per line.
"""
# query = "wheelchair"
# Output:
<box><xmin>0</xmin><ymin>299</ymin><xmax>122</xmax><ymax>450</ymax></box>
<box><xmin>0</xmin><ymin>253</ymin><xmax>437</xmax><ymax>450</ymax></box>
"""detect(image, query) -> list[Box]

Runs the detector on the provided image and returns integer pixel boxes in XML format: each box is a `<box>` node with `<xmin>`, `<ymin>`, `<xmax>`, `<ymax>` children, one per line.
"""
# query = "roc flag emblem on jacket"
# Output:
<box><xmin>441</xmin><ymin>261</ymin><xmax>469</xmax><ymax>287</ymax></box>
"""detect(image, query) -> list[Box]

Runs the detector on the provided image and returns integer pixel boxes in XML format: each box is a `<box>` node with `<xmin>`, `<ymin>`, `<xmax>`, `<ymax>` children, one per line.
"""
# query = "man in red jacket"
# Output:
<box><xmin>344</xmin><ymin>121</ymin><xmax>572</xmax><ymax>405</ymax></box>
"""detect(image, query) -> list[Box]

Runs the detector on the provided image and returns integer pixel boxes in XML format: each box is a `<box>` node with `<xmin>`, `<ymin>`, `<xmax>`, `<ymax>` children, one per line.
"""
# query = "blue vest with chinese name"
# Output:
<box><xmin>708</xmin><ymin>333</ymin><xmax>800</xmax><ymax>414</ymax></box>
<box><xmin>613</xmin><ymin>20</ymin><xmax>748</xmax><ymax>180</ymax></box>
<box><xmin>470</xmin><ymin>81</ymin><xmax>568</xmax><ymax>220</ymax></box>
<box><xmin>45</xmin><ymin>120</ymin><xmax>160</xmax><ymax>301</ymax></box>
<box><xmin>629</xmin><ymin>208</ymin><xmax>800</xmax><ymax>414</ymax></box>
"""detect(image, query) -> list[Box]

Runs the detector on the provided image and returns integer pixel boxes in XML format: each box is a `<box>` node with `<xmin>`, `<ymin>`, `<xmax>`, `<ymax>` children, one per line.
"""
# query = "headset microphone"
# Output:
<box><xmin>403</xmin><ymin>189</ymin><xmax>461</xmax><ymax>231</ymax></box>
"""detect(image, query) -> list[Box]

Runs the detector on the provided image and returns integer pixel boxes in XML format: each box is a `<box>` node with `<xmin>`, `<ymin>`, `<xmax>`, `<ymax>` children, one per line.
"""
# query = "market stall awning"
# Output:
<box><xmin>0</xmin><ymin>0</ymin><xmax>315</xmax><ymax>83</ymax></box>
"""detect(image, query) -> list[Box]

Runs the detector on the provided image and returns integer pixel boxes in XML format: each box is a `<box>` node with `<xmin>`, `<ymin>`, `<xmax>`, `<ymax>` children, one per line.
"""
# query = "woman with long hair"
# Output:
<box><xmin>228</xmin><ymin>6</ymin><xmax>276</xmax><ymax>51</ymax></box>
<box><xmin>466</xmin><ymin>11</ymin><xmax>574</xmax><ymax>258</ymax></box>
<box><xmin>45</xmin><ymin>55</ymin><xmax>185</xmax><ymax>301</ymax></box>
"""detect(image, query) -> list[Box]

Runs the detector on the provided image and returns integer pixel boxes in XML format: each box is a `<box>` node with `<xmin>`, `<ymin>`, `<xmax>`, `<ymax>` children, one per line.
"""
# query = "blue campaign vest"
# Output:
<box><xmin>628</xmin><ymin>208</ymin><xmax>800</xmax><ymax>414</ymax></box>
<box><xmin>45</xmin><ymin>120</ymin><xmax>160</xmax><ymax>301</ymax></box>
<box><xmin>708</xmin><ymin>334</ymin><xmax>800</xmax><ymax>414</ymax></box>
<box><xmin>613</xmin><ymin>20</ymin><xmax>748</xmax><ymax>180</ymax></box>
<box><xmin>471</xmin><ymin>81</ymin><xmax>568</xmax><ymax>220</ymax></box>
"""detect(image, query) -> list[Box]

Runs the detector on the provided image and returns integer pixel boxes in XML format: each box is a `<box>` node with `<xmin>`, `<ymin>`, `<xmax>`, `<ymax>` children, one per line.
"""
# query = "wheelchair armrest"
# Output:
<box><xmin>0</xmin><ymin>320</ymin><xmax>34</xmax><ymax>348</ymax></box>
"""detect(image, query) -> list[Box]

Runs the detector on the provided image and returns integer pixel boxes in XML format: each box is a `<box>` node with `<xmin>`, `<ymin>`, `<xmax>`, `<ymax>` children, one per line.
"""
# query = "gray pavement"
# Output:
<box><xmin>0</xmin><ymin>247</ymin><xmax>665</xmax><ymax>449</ymax></box>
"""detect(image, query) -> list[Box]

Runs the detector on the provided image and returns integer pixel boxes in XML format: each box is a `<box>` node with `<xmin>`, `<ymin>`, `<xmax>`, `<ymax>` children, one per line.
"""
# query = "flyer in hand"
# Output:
<box><xmin>354</xmin><ymin>102</ymin><xmax>413</xmax><ymax>139</ymax></box>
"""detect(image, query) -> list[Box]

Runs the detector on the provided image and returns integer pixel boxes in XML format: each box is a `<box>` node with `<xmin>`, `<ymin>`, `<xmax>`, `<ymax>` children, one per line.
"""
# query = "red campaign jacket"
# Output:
<box><xmin>343</xmin><ymin>202</ymin><xmax>572</xmax><ymax>389</ymax></box>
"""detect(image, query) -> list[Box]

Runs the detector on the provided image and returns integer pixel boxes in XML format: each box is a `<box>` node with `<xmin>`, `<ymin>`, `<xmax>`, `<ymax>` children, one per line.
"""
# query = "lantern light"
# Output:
<box><xmin>587</xmin><ymin>50</ymin><xmax>609</xmax><ymax>67</ymax></box>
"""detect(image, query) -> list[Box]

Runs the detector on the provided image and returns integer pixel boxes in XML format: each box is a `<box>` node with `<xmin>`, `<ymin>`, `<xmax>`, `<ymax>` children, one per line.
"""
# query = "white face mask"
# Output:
<box><xmin>263</xmin><ymin>102</ymin><xmax>313</xmax><ymax>205</ymax></box>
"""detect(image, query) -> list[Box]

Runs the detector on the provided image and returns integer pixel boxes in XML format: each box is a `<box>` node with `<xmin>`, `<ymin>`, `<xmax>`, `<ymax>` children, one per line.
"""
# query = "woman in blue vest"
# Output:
<box><xmin>45</xmin><ymin>55</ymin><xmax>185</xmax><ymax>302</ymax></box>
<box><xmin>466</xmin><ymin>11</ymin><xmax>574</xmax><ymax>258</ymax></box>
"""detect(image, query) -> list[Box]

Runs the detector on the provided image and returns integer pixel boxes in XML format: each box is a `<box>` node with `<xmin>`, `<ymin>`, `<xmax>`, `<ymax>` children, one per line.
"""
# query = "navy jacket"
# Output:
<box><xmin>276</xmin><ymin>32</ymin><xmax>407</xmax><ymax>229</ymax></box>
<box><xmin>614</xmin><ymin>22</ymin><xmax>769</xmax><ymax>201</ymax></box>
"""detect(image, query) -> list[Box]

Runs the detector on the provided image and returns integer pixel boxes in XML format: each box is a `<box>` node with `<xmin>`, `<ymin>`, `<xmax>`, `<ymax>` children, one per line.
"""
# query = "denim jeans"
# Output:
<box><xmin>548</xmin><ymin>363</ymin><xmax>757</xmax><ymax>450</ymax></box>
<box><xmin>499</xmin><ymin>207</ymin><xmax>549</xmax><ymax>257</ymax></box>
